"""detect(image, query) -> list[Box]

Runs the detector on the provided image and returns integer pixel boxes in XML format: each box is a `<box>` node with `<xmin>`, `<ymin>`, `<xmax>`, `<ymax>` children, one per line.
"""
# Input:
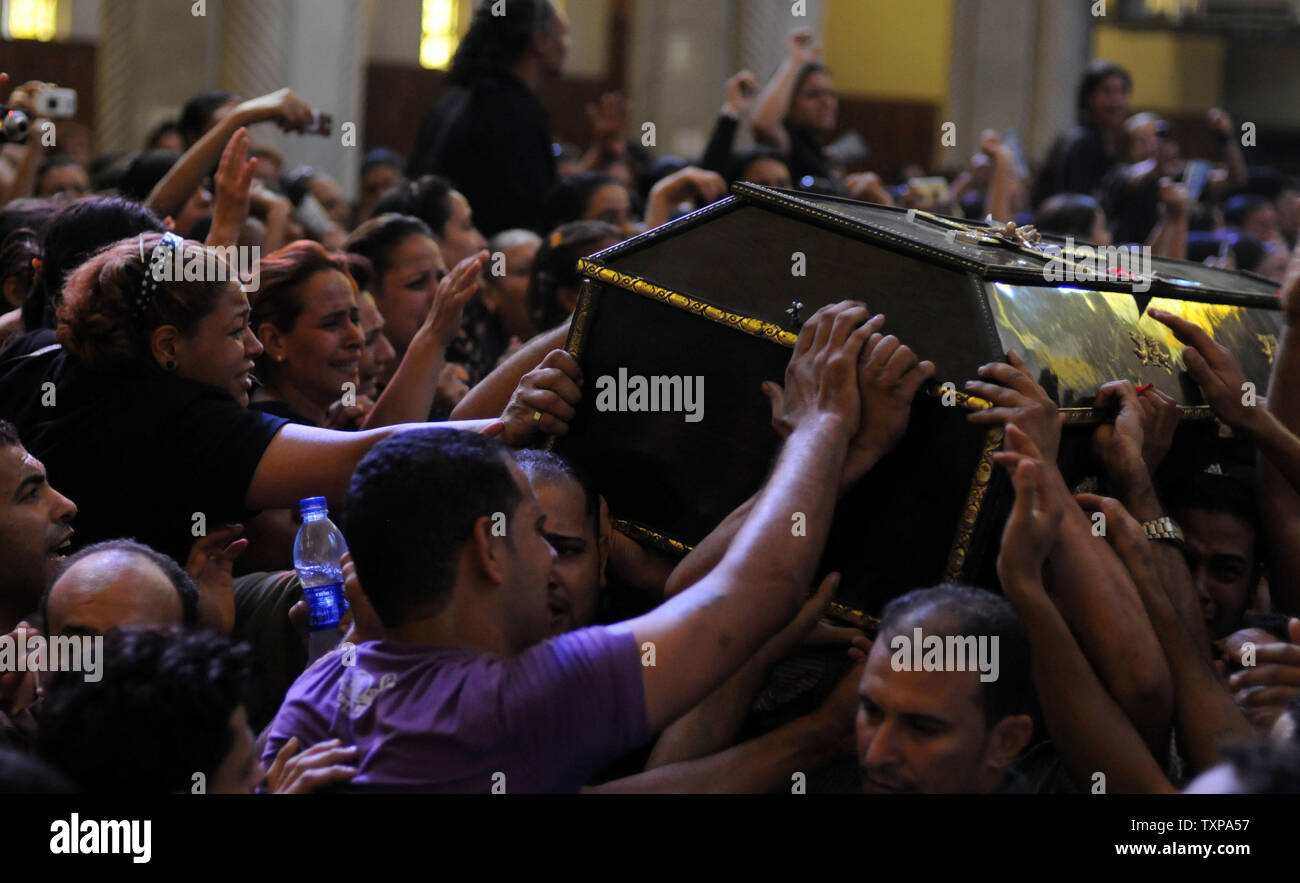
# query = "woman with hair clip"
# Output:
<box><xmin>0</xmin><ymin>233</ymin><xmax>501</xmax><ymax>565</ymax></box>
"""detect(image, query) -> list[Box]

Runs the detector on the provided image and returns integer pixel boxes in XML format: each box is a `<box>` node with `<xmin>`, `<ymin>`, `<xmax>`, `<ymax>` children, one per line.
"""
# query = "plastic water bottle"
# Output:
<box><xmin>294</xmin><ymin>496</ymin><xmax>350</xmax><ymax>662</ymax></box>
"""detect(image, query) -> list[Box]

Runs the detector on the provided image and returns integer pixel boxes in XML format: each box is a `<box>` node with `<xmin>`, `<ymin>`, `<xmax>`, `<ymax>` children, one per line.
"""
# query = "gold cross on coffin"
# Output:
<box><xmin>1130</xmin><ymin>332</ymin><xmax>1174</xmax><ymax>372</ymax></box>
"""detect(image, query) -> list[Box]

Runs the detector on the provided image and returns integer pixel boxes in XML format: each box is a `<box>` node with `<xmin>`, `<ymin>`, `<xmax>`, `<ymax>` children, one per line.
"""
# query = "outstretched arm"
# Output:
<box><xmin>967</xmin><ymin>354</ymin><xmax>1175</xmax><ymax>751</ymax></box>
<box><xmin>1255</xmin><ymin>260</ymin><xmax>1300</xmax><ymax>614</ymax></box>
<box><xmin>363</xmin><ymin>252</ymin><xmax>487</xmax><ymax>429</ymax></box>
<box><xmin>751</xmin><ymin>29</ymin><xmax>822</xmax><ymax>156</ymax></box>
<box><xmin>451</xmin><ymin>320</ymin><xmax>571</xmax><ymax>422</ymax></box>
<box><xmin>1152</xmin><ymin>308</ymin><xmax>1300</xmax><ymax>495</ymax></box>
<box><xmin>1076</xmin><ymin>492</ymin><xmax>1254</xmax><ymax>775</ymax></box>
<box><xmin>147</xmin><ymin>88</ymin><xmax>314</xmax><ymax>219</ymax></box>
<box><xmin>996</xmin><ymin>426</ymin><xmax>1175</xmax><ymax>794</ymax></box>
<box><xmin>663</xmin><ymin>314</ymin><xmax>933</xmax><ymax>597</ymax></box>
<box><xmin>613</xmin><ymin>303</ymin><xmax>871</xmax><ymax>733</ymax></box>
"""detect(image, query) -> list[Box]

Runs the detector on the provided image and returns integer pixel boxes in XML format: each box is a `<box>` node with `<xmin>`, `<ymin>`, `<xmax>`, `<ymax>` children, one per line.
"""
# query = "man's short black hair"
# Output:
<box><xmin>40</xmin><ymin>538</ymin><xmax>200</xmax><ymax>632</ymax></box>
<box><xmin>1165</xmin><ymin>468</ymin><xmax>1264</xmax><ymax>568</ymax></box>
<box><xmin>1077</xmin><ymin>60</ymin><xmax>1131</xmax><ymax>125</ymax></box>
<box><xmin>36</xmin><ymin>627</ymin><xmax>250</xmax><ymax>793</ymax></box>
<box><xmin>341</xmin><ymin>428</ymin><xmax>523</xmax><ymax>628</ymax></box>
<box><xmin>0</xmin><ymin>420</ymin><xmax>18</xmax><ymax>448</ymax></box>
<box><xmin>877</xmin><ymin>584</ymin><xmax>1033</xmax><ymax>727</ymax></box>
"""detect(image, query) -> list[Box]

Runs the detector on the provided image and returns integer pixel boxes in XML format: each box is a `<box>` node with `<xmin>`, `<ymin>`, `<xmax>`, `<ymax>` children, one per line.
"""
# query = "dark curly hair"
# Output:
<box><xmin>448</xmin><ymin>0</ymin><xmax>559</xmax><ymax>86</ymax></box>
<box><xmin>527</xmin><ymin>220</ymin><xmax>620</xmax><ymax>331</ymax></box>
<box><xmin>371</xmin><ymin>175</ymin><xmax>455</xmax><ymax>235</ymax></box>
<box><xmin>56</xmin><ymin>234</ymin><xmax>235</xmax><ymax>369</ymax></box>
<box><xmin>36</xmin><ymin>627</ymin><xmax>252</xmax><ymax>793</ymax></box>
<box><xmin>22</xmin><ymin>196</ymin><xmax>164</xmax><ymax>330</ymax></box>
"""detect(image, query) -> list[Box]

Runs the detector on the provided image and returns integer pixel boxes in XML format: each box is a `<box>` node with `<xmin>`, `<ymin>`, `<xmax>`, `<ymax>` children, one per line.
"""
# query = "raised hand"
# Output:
<box><xmin>966</xmin><ymin>350</ymin><xmax>1064</xmax><ymax>462</ymax></box>
<box><xmin>1224</xmin><ymin>620</ymin><xmax>1300</xmax><ymax>731</ymax></box>
<box><xmin>0</xmin><ymin>622</ymin><xmax>38</xmax><ymax>714</ymax></box>
<box><xmin>995</xmin><ymin>425</ymin><xmax>1066</xmax><ymax>592</ymax></box>
<box><xmin>762</xmin><ymin>301</ymin><xmax>876</xmax><ymax>439</ymax></box>
<box><xmin>842</xmin><ymin>319</ymin><xmax>935</xmax><ymax>488</ymax></box>
<box><xmin>845</xmin><ymin>172</ymin><xmax>895</xmax><ymax>206</ymax></box>
<box><xmin>208</xmin><ymin>127</ymin><xmax>257</xmax><ymax>247</ymax></box>
<box><xmin>423</xmin><ymin>251</ymin><xmax>488</xmax><ymax>350</ymax></box>
<box><xmin>787</xmin><ymin>28</ymin><xmax>822</xmax><ymax>66</ymax></box>
<box><xmin>1091</xmin><ymin>380</ymin><xmax>1146</xmax><ymax>477</ymax></box>
<box><xmin>235</xmin><ymin>88</ymin><xmax>315</xmax><ymax>134</ymax></box>
<box><xmin>585</xmin><ymin>92</ymin><xmax>629</xmax><ymax>153</ymax></box>
<box><xmin>433</xmin><ymin>362</ymin><xmax>471</xmax><ymax>412</ymax></box>
<box><xmin>723</xmin><ymin>71</ymin><xmax>759</xmax><ymax>118</ymax></box>
<box><xmin>1148</xmin><ymin>308</ymin><xmax>1257</xmax><ymax>433</ymax></box>
<box><xmin>324</xmin><ymin>395</ymin><xmax>375</xmax><ymax>430</ymax></box>
<box><xmin>500</xmin><ymin>348</ymin><xmax>584</xmax><ymax>447</ymax></box>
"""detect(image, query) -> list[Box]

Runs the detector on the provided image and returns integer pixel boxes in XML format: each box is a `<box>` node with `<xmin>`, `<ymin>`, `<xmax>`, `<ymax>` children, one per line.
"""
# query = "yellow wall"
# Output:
<box><xmin>1093</xmin><ymin>24</ymin><xmax>1223</xmax><ymax>111</ymax></box>
<box><xmin>822</xmin><ymin>0</ymin><xmax>953</xmax><ymax>102</ymax></box>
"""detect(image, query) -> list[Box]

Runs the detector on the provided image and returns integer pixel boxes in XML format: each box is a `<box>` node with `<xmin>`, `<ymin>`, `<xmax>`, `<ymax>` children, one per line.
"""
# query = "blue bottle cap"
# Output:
<box><xmin>299</xmin><ymin>496</ymin><xmax>328</xmax><ymax>517</ymax></box>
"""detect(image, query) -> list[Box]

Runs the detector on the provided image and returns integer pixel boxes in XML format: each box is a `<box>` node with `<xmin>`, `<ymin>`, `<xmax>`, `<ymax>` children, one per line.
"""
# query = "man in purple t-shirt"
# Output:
<box><xmin>265</xmin><ymin>301</ymin><xmax>921</xmax><ymax>792</ymax></box>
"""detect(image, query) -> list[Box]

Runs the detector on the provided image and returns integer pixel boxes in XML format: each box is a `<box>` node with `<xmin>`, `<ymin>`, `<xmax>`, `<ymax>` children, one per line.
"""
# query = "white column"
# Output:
<box><xmin>947</xmin><ymin>0</ymin><xmax>1092</xmax><ymax>169</ymax></box>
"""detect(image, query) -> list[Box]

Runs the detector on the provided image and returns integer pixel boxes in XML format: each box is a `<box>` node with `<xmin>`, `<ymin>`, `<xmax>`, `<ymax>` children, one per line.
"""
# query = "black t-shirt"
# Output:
<box><xmin>1034</xmin><ymin>124</ymin><xmax>1116</xmax><ymax>204</ymax></box>
<box><xmin>0</xmin><ymin>346</ymin><xmax>289</xmax><ymax>563</ymax></box>
<box><xmin>1102</xmin><ymin>163</ymin><xmax>1161</xmax><ymax>246</ymax></box>
<box><xmin>784</xmin><ymin>123</ymin><xmax>833</xmax><ymax>183</ymax></box>
<box><xmin>409</xmin><ymin>74</ymin><xmax>557</xmax><ymax>237</ymax></box>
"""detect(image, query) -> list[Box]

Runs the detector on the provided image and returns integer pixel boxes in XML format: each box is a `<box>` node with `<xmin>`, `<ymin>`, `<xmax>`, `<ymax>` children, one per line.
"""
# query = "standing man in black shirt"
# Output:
<box><xmin>410</xmin><ymin>0</ymin><xmax>569</xmax><ymax>237</ymax></box>
<box><xmin>1034</xmin><ymin>60</ymin><xmax>1132</xmax><ymax>206</ymax></box>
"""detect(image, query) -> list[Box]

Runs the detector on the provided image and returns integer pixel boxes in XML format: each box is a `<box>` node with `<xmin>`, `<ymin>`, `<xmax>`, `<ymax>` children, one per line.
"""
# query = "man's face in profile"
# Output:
<box><xmin>499</xmin><ymin>459</ymin><xmax>558</xmax><ymax>654</ymax></box>
<box><xmin>0</xmin><ymin>444</ymin><xmax>76</xmax><ymax>615</ymax></box>
<box><xmin>856</xmin><ymin>636</ymin><xmax>998</xmax><ymax>794</ymax></box>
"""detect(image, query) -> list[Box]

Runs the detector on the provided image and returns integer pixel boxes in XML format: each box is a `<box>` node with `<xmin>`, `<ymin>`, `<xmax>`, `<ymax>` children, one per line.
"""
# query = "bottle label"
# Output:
<box><xmin>303</xmin><ymin>581</ymin><xmax>348</xmax><ymax>630</ymax></box>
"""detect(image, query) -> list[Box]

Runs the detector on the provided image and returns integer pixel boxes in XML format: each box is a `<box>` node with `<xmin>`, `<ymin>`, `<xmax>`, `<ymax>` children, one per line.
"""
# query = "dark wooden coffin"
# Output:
<box><xmin>555</xmin><ymin>183</ymin><xmax>1284</xmax><ymax>624</ymax></box>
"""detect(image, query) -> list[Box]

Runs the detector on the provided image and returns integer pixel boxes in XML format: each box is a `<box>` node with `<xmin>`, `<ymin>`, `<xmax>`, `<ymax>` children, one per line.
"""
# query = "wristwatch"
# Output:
<box><xmin>1141</xmin><ymin>516</ymin><xmax>1185</xmax><ymax>548</ymax></box>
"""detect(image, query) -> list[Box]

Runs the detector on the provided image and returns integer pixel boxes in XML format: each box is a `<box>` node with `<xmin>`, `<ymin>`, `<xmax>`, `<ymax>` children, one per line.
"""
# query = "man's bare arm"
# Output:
<box><xmin>612</xmin><ymin>303</ymin><xmax>872</xmax><ymax>734</ymax></box>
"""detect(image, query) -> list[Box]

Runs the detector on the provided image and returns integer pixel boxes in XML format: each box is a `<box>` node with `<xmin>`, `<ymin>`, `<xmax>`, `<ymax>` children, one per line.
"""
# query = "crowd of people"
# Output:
<box><xmin>0</xmin><ymin>0</ymin><xmax>1298</xmax><ymax>794</ymax></box>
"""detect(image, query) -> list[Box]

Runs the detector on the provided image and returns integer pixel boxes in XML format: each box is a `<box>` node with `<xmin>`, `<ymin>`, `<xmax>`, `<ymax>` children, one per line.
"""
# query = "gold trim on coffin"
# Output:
<box><xmin>943</xmin><ymin>427</ymin><xmax>1004</xmax><ymax>583</ymax></box>
<box><xmin>578</xmin><ymin>260</ymin><xmax>798</xmax><ymax>346</ymax></box>
<box><xmin>578</xmin><ymin>260</ymin><xmax>998</xmax><ymax>416</ymax></box>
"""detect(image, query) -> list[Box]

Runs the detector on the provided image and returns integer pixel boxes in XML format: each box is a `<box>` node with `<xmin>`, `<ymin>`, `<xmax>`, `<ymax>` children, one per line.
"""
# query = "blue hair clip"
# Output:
<box><xmin>135</xmin><ymin>232</ymin><xmax>185</xmax><ymax>321</ymax></box>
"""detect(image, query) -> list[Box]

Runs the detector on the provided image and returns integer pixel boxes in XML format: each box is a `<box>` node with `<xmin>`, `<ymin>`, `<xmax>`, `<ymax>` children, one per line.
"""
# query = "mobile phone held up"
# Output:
<box><xmin>305</xmin><ymin>111</ymin><xmax>332</xmax><ymax>136</ymax></box>
<box><xmin>34</xmin><ymin>87</ymin><xmax>77</xmax><ymax>119</ymax></box>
